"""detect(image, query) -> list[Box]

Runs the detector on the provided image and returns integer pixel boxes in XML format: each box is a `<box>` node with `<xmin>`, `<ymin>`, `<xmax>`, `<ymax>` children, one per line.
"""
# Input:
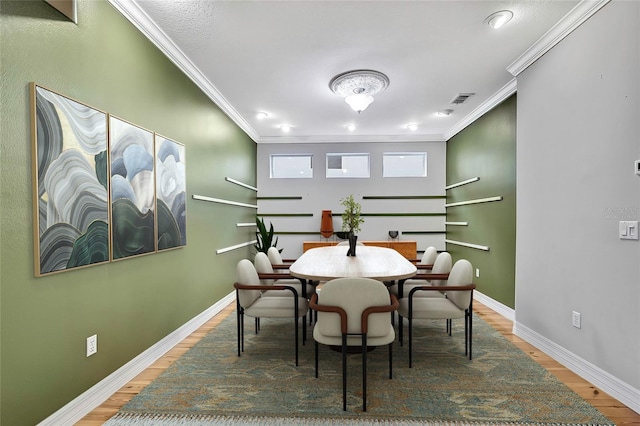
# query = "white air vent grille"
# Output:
<box><xmin>450</xmin><ymin>93</ymin><xmax>475</xmax><ymax>104</ymax></box>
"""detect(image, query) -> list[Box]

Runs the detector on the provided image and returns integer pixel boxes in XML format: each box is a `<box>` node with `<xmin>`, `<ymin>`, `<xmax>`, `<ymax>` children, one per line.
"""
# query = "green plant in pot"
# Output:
<box><xmin>254</xmin><ymin>216</ymin><xmax>281</xmax><ymax>254</ymax></box>
<box><xmin>340</xmin><ymin>194</ymin><xmax>364</xmax><ymax>256</ymax></box>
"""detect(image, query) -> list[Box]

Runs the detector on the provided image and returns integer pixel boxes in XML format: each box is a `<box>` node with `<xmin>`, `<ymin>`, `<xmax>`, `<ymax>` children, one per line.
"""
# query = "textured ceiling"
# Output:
<box><xmin>129</xmin><ymin>0</ymin><xmax>581</xmax><ymax>143</ymax></box>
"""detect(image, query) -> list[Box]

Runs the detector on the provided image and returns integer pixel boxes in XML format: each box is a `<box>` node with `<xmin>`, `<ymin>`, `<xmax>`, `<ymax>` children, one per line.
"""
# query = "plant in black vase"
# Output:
<box><xmin>254</xmin><ymin>216</ymin><xmax>281</xmax><ymax>254</ymax></box>
<box><xmin>340</xmin><ymin>194</ymin><xmax>364</xmax><ymax>256</ymax></box>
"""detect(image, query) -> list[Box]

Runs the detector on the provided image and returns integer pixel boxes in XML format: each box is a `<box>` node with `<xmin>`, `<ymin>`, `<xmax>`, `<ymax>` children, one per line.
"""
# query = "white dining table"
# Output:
<box><xmin>289</xmin><ymin>245</ymin><xmax>417</xmax><ymax>282</ymax></box>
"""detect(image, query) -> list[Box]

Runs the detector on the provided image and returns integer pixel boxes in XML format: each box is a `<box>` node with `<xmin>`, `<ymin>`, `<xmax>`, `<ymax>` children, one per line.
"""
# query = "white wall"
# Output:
<box><xmin>515</xmin><ymin>0</ymin><xmax>639</xmax><ymax>404</ymax></box>
<box><xmin>257</xmin><ymin>141</ymin><xmax>446</xmax><ymax>258</ymax></box>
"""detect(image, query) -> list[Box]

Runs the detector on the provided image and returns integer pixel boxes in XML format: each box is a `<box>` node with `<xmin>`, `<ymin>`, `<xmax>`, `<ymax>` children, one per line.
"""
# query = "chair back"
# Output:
<box><xmin>430</xmin><ymin>252</ymin><xmax>452</xmax><ymax>287</ymax></box>
<box><xmin>254</xmin><ymin>252</ymin><xmax>275</xmax><ymax>285</ymax></box>
<box><xmin>316</xmin><ymin>278</ymin><xmax>391</xmax><ymax>338</ymax></box>
<box><xmin>420</xmin><ymin>246</ymin><xmax>438</xmax><ymax>265</ymax></box>
<box><xmin>236</xmin><ymin>259</ymin><xmax>262</xmax><ymax>308</ymax></box>
<box><xmin>445</xmin><ymin>259</ymin><xmax>474</xmax><ymax>310</ymax></box>
<box><xmin>267</xmin><ymin>246</ymin><xmax>284</xmax><ymax>265</ymax></box>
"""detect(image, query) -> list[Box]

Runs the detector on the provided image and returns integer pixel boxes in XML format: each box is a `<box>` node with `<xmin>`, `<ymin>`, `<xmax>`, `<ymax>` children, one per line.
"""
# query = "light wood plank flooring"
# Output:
<box><xmin>77</xmin><ymin>301</ymin><xmax>640</xmax><ymax>425</ymax></box>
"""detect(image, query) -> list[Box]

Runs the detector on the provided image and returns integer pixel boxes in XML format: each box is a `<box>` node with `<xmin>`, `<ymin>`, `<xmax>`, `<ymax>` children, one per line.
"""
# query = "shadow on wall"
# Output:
<box><xmin>1</xmin><ymin>0</ymin><xmax>72</xmax><ymax>22</ymax></box>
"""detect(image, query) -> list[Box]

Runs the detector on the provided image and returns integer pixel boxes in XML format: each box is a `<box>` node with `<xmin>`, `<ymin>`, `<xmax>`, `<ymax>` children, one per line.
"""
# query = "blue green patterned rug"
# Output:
<box><xmin>106</xmin><ymin>310</ymin><xmax>612</xmax><ymax>425</ymax></box>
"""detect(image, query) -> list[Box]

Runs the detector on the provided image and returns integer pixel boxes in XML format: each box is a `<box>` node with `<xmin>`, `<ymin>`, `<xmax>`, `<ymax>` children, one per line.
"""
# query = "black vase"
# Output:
<box><xmin>347</xmin><ymin>233</ymin><xmax>358</xmax><ymax>256</ymax></box>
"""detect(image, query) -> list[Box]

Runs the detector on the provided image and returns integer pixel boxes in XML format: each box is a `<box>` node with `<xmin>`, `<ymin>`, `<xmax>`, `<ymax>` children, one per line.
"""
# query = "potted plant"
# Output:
<box><xmin>254</xmin><ymin>216</ymin><xmax>281</xmax><ymax>254</ymax></box>
<box><xmin>340</xmin><ymin>194</ymin><xmax>364</xmax><ymax>256</ymax></box>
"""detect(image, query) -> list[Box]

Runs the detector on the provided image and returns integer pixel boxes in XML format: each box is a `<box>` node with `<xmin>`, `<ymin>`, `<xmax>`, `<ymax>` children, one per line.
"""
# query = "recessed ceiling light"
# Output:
<box><xmin>280</xmin><ymin>125</ymin><xmax>291</xmax><ymax>132</ymax></box>
<box><xmin>346</xmin><ymin>124</ymin><xmax>355</xmax><ymax>131</ymax></box>
<box><xmin>407</xmin><ymin>123</ymin><xmax>418</xmax><ymax>131</ymax></box>
<box><xmin>485</xmin><ymin>10</ymin><xmax>513</xmax><ymax>29</ymax></box>
<box><xmin>436</xmin><ymin>109</ymin><xmax>453</xmax><ymax>117</ymax></box>
<box><xmin>256</xmin><ymin>112</ymin><xmax>269</xmax><ymax>120</ymax></box>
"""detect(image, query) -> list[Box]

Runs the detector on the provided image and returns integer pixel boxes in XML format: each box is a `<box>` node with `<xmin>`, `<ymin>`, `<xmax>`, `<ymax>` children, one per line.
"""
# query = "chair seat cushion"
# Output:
<box><xmin>398</xmin><ymin>297</ymin><xmax>464</xmax><ymax>319</ymax></box>
<box><xmin>313</xmin><ymin>325</ymin><xmax>395</xmax><ymax>347</ymax></box>
<box><xmin>245</xmin><ymin>296</ymin><xmax>309</xmax><ymax>318</ymax></box>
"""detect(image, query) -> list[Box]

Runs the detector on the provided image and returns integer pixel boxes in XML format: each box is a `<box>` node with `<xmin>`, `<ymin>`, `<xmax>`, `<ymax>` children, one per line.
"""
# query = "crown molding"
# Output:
<box><xmin>507</xmin><ymin>0</ymin><xmax>611</xmax><ymax>77</ymax></box>
<box><xmin>257</xmin><ymin>133</ymin><xmax>446</xmax><ymax>144</ymax></box>
<box><xmin>106</xmin><ymin>0</ymin><xmax>260</xmax><ymax>142</ymax></box>
<box><xmin>443</xmin><ymin>78</ymin><xmax>517</xmax><ymax>141</ymax></box>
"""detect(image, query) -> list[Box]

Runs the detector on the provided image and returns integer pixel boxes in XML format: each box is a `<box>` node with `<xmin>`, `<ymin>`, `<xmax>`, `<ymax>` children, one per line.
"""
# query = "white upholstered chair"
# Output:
<box><xmin>390</xmin><ymin>251</ymin><xmax>452</xmax><ymax>299</ymax></box>
<box><xmin>397</xmin><ymin>259</ymin><xmax>476</xmax><ymax>367</ymax></box>
<box><xmin>309</xmin><ymin>277</ymin><xmax>399</xmax><ymax>411</ymax></box>
<box><xmin>234</xmin><ymin>259</ymin><xmax>309</xmax><ymax>366</ymax></box>
<box><xmin>254</xmin><ymin>252</ymin><xmax>315</xmax><ymax>300</ymax></box>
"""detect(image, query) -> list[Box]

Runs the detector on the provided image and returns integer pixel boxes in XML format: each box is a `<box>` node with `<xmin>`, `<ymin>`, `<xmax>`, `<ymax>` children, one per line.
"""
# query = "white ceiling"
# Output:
<box><xmin>122</xmin><ymin>0</ymin><xmax>584</xmax><ymax>143</ymax></box>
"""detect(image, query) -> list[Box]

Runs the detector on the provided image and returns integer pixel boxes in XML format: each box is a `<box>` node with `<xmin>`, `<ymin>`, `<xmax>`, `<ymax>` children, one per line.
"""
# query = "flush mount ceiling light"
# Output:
<box><xmin>280</xmin><ymin>124</ymin><xmax>291</xmax><ymax>132</ymax></box>
<box><xmin>330</xmin><ymin>70</ymin><xmax>390</xmax><ymax>113</ymax></box>
<box><xmin>406</xmin><ymin>123</ymin><xmax>418</xmax><ymax>131</ymax></box>
<box><xmin>485</xmin><ymin>10</ymin><xmax>513</xmax><ymax>29</ymax></box>
<box><xmin>256</xmin><ymin>111</ymin><xmax>269</xmax><ymax>120</ymax></box>
<box><xmin>346</xmin><ymin>124</ymin><xmax>356</xmax><ymax>131</ymax></box>
<box><xmin>437</xmin><ymin>109</ymin><xmax>454</xmax><ymax>117</ymax></box>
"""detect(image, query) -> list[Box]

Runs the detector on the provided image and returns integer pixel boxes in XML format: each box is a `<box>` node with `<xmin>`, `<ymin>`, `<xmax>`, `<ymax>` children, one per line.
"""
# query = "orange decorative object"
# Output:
<box><xmin>320</xmin><ymin>210</ymin><xmax>334</xmax><ymax>238</ymax></box>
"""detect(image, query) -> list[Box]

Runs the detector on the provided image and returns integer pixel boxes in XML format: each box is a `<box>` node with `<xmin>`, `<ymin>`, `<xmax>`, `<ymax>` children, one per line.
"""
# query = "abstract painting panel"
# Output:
<box><xmin>155</xmin><ymin>135</ymin><xmax>187</xmax><ymax>250</ymax></box>
<box><xmin>109</xmin><ymin>116</ymin><xmax>156</xmax><ymax>259</ymax></box>
<box><xmin>31</xmin><ymin>84</ymin><xmax>110</xmax><ymax>275</ymax></box>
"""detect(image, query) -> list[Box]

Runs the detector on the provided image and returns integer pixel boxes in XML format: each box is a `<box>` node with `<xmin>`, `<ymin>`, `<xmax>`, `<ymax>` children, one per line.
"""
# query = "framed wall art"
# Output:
<box><xmin>109</xmin><ymin>116</ymin><xmax>156</xmax><ymax>260</ymax></box>
<box><xmin>31</xmin><ymin>83</ymin><xmax>110</xmax><ymax>276</ymax></box>
<box><xmin>155</xmin><ymin>134</ymin><xmax>187</xmax><ymax>251</ymax></box>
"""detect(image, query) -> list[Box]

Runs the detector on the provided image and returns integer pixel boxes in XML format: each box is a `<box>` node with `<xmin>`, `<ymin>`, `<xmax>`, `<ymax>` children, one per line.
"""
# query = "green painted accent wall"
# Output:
<box><xmin>0</xmin><ymin>1</ymin><xmax>256</xmax><ymax>424</ymax></box>
<box><xmin>446</xmin><ymin>95</ymin><xmax>516</xmax><ymax>309</ymax></box>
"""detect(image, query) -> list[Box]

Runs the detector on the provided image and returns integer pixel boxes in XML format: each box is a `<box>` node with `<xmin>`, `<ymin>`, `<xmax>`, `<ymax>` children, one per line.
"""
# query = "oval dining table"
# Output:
<box><xmin>289</xmin><ymin>245</ymin><xmax>417</xmax><ymax>282</ymax></box>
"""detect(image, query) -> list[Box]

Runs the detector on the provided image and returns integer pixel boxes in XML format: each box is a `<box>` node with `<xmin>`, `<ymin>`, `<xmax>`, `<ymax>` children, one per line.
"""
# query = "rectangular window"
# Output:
<box><xmin>383</xmin><ymin>152</ymin><xmax>427</xmax><ymax>177</ymax></box>
<box><xmin>270</xmin><ymin>154</ymin><xmax>313</xmax><ymax>178</ymax></box>
<box><xmin>326</xmin><ymin>153</ymin><xmax>370</xmax><ymax>178</ymax></box>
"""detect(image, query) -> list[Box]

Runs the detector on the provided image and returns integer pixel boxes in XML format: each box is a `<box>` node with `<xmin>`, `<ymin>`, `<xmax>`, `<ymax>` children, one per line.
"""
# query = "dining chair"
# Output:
<box><xmin>390</xmin><ymin>251</ymin><xmax>452</xmax><ymax>299</ymax></box>
<box><xmin>254</xmin><ymin>252</ymin><xmax>315</xmax><ymax>300</ymax></box>
<box><xmin>397</xmin><ymin>259</ymin><xmax>476</xmax><ymax>367</ymax></box>
<box><xmin>234</xmin><ymin>259</ymin><xmax>309</xmax><ymax>366</ymax></box>
<box><xmin>409</xmin><ymin>246</ymin><xmax>438</xmax><ymax>268</ymax></box>
<box><xmin>309</xmin><ymin>277</ymin><xmax>399</xmax><ymax>412</ymax></box>
<box><xmin>267</xmin><ymin>246</ymin><xmax>296</xmax><ymax>270</ymax></box>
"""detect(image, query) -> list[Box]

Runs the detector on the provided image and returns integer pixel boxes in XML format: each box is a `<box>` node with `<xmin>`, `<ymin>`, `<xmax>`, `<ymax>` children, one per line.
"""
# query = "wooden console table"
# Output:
<box><xmin>303</xmin><ymin>240</ymin><xmax>416</xmax><ymax>260</ymax></box>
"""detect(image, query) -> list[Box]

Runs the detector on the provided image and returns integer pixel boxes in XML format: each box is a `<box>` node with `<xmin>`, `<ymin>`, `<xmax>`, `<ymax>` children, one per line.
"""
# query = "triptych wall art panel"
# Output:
<box><xmin>109</xmin><ymin>117</ymin><xmax>156</xmax><ymax>260</ymax></box>
<box><xmin>155</xmin><ymin>135</ymin><xmax>187</xmax><ymax>251</ymax></box>
<box><xmin>30</xmin><ymin>83</ymin><xmax>187</xmax><ymax>276</ymax></box>
<box><xmin>31</xmin><ymin>84</ymin><xmax>110</xmax><ymax>276</ymax></box>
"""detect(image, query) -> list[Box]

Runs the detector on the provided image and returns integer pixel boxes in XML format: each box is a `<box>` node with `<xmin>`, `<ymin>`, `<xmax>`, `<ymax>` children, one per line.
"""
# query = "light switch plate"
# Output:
<box><xmin>635</xmin><ymin>160</ymin><xmax>640</xmax><ymax>176</ymax></box>
<box><xmin>619</xmin><ymin>221</ymin><xmax>639</xmax><ymax>240</ymax></box>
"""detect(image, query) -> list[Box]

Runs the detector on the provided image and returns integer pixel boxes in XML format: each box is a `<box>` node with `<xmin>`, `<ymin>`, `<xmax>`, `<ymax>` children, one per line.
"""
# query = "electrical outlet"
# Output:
<box><xmin>86</xmin><ymin>334</ymin><xmax>97</xmax><ymax>357</ymax></box>
<box><xmin>475</xmin><ymin>268</ymin><xmax>480</xmax><ymax>278</ymax></box>
<box><xmin>572</xmin><ymin>311</ymin><xmax>581</xmax><ymax>329</ymax></box>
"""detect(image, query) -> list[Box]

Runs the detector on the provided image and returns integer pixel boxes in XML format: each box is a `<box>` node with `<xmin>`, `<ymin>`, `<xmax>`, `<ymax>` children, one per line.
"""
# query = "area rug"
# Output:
<box><xmin>106</xmin><ymin>311</ymin><xmax>613</xmax><ymax>425</ymax></box>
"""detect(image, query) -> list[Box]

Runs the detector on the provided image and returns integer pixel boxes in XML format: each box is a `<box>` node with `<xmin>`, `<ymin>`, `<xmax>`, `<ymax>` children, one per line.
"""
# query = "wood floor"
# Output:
<box><xmin>77</xmin><ymin>300</ymin><xmax>640</xmax><ymax>425</ymax></box>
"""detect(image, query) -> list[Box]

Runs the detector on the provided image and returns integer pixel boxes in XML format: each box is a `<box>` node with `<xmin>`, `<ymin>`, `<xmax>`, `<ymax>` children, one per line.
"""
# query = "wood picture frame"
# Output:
<box><xmin>155</xmin><ymin>134</ymin><xmax>187</xmax><ymax>251</ymax></box>
<box><xmin>31</xmin><ymin>83</ymin><xmax>110</xmax><ymax>276</ymax></box>
<box><xmin>109</xmin><ymin>116</ymin><xmax>156</xmax><ymax>260</ymax></box>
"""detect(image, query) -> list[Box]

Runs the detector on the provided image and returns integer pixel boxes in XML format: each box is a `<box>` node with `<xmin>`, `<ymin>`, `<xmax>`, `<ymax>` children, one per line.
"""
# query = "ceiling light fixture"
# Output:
<box><xmin>407</xmin><ymin>123</ymin><xmax>418</xmax><ymax>131</ymax></box>
<box><xmin>436</xmin><ymin>109</ymin><xmax>453</xmax><ymax>117</ymax></box>
<box><xmin>346</xmin><ymin>124</ymin><xmax>355</xmax><ymax>131</ymax></box>
<box><xmin>329</xmin><ymin>69</ymin><xmax>390</xmax><ymax>113</ymax></box>
<box><xmin>485</xmin><ymin>10</ymin><xmax>513</xmax><ymax>29</ymax></box>
<box><xmin>280</xmin><ymin>125</ymin><xmax>291</xmax><ymax>132</ymax></box>
<box><xmin>256</xmin><ymin>112</ymin><xmax>269</xmax><ymax>120</ymax></box>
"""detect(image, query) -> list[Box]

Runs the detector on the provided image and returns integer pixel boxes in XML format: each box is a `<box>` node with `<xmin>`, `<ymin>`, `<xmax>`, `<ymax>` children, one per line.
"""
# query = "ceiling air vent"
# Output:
<box><xmin>450</xmin><ymin>93</ymin><xmax>475</xmax><ymax>105</ymax></box>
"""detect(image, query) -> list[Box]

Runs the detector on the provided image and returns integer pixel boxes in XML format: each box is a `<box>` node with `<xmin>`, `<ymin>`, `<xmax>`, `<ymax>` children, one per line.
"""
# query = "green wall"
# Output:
<box><xmin>0</xmin><ymin>1</ymin><xmax>256</xmax><ymax>424</ymax></box>
<box><xmin>446</xmin><ymin>95</ymin><xmax>516</xmax><ymax>308</ymax></box>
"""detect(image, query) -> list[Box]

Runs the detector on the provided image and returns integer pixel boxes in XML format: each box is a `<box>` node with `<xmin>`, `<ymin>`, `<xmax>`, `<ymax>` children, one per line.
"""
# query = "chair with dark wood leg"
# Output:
<box><xmin>310</xmin><ymin>277</ymin><xmax>398</xmax><ymax>411</ymax></box>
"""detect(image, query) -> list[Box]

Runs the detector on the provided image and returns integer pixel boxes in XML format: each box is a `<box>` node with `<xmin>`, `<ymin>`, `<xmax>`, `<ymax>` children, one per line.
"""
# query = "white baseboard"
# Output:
<box><xmin>514</xmin><ymin>321</ymin><xmax>640</xmax><ymax>415</ymax></box>
<box><xmin>474</xmin><ymin>290</ymin><xmax>515</xmax><ymax>321</ymax></box>
<box><xmin>38</xmin><ymin>292</ymin><xmax>236</xmax><ymax>426</ymax></box>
